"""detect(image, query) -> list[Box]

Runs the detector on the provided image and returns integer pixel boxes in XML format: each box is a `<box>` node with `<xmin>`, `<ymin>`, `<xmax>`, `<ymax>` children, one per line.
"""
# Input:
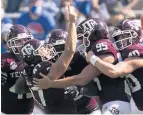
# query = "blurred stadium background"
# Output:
<box><xmin>1</xmin><ymin>0</ymin><xmax>143</xmax><ymax>114</ymax></box>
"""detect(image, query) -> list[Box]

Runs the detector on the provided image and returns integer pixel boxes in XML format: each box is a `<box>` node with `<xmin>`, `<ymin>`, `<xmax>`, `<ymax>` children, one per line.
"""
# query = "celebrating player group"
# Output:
<box><xmin>1</xmin><ymin>5</ymin><xmax>143</xmax><ymax>114</ymax></box>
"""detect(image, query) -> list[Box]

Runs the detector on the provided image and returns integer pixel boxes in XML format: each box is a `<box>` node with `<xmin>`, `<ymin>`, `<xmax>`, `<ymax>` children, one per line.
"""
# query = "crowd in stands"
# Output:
<box><xmin>1</xmin><ymin>0</ymin><xmax>143</xmax><ymax>53</ymax></box>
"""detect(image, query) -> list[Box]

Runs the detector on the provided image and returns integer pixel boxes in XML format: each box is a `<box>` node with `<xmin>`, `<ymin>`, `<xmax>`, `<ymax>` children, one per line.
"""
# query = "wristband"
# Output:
<box><xmin>90</xmin><ymin>55</ymin><xmax>100</xmax><ymax>66</ymax></box>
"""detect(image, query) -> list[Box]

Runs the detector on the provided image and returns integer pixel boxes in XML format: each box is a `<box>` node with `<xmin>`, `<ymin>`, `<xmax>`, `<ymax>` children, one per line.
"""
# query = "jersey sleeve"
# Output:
<box><xmin>24</xmin><ymin>65</ymin><xmax>34</xmax><ymax>88</ymax></box>
<box><xmin>1</xmin><ymin>53</ymin><xmax>17</xmax><ymax>72</ymax></box>
<box><xmin>1</xmin><ymin>55</ymin><xmax>9</xmax><ymax>72</ymax></box>
<box><xmin>121</xmin><ymin>44</ymin><xmax>143</xmax><ymax>60</ymax></box>
<box><xmin>1</xmin><ymin>71</ymin><xmax>8</xmax><ymax>86</ymax></box>
<box><xmin>1</xmin><ymin>54</ymin><xmax>9</xmax><ymax>86</ymax></box>
<box><xmin>1</xmin><ymin>53</ymin><xmax>16</xmax><ymax>86</ymax></box>
<box><xmin>64</xmin><ymin>52</ymin><xmax>88</xmax><ymax>76</ymax></box>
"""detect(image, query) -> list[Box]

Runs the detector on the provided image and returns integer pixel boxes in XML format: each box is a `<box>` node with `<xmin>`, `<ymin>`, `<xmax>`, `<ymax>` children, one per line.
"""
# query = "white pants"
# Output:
<box><xmin>102</xmin><ymin>101</ymin><xmax>131</xmax><ymax>114</ymax></box>
<box><xmin>130</xmin><ymin>98</ymin><xmax>143</xmax><ymax>114</ymax></box>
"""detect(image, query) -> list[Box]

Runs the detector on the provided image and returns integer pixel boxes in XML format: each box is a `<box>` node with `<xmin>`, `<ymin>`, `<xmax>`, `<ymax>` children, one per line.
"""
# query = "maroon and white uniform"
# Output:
<box><xmin>121</xmin><ymin>44</ymin><xmax>143</xmax><ymax>111</ymax></box>
<box><xmin>1</xmin><ymin>52</ymin><xmax>34</xmax><ymax>114</ymax></box>
<box><xmin>46</xmin><ymin>29</ymin><xmax>99</xmax><ymax>114</ymax></box>
<box><xmin>64</xmin><ymin>52</ymin><xmax>98</xmax><ymax>114</ymax></box>
<box><xmin>92</xmin><ymin>39</ymin><xmax>130</xmax><ymax>114</ymax></box>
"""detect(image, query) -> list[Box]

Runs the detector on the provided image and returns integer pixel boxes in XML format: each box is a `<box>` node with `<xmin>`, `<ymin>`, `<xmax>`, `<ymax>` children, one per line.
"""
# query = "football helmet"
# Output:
<box><xmin>20</xmin><ymin>39</ymin><xmax>57</xmax><ymax>65</ymax></box>
<box><xmin>112</xmin><ymin>19</ymin><xmax>142</xmax><ymax>50</ymax></box>
<box><xmin>45</xmin><ymin>29</ymin><xmax>68</xmax><ymax>54</ymax></box>
<box><xmin>76</xmin><ymin>18</ymin><xmax>109</xmax><ymax>55</ymax></box>
<box><xmin>6</xmin><ymin>24</ymin><xmax>33</xmax><ymax>55</ymax></box>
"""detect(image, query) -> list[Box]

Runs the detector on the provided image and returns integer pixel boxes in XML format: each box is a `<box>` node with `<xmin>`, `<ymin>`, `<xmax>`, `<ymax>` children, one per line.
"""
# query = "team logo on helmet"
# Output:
<box><xmin>21</xmin><ymin>43</ymin><xmax>35</xmax><ymax>56</ymax></box>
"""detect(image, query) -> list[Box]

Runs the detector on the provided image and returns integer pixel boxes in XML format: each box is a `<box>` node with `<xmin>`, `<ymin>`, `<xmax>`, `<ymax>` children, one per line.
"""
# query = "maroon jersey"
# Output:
<box><xmin>25</xmin><ymin>62</ymin><xmax>77</xmax><ymax>114</ymax></box>
<box><xmin>1</xmin><ymin>52</ymin><xmax>34</xmax><ymax>114</ymax></box>
<box><xmin>92</xmin><ymin>39</ymin><xmax>118</xmax><ymax>60</ymax></box>
<box><xmin>92</xmin><ymin>39</ymin><xmax>129</xmax><ymax>105</ymax></box>
<box><xmin>64</xmin><ymin>52</ymin><xmax>98</xmax><ymax>114</ymax></box>
<box><xmin>121</xmin><ymin>44</ymin><xmax>143</xmax><ymax>59</ymax></box>
<box><xmin>121</xmin><ymin>44</ymin><xmax>143</xmax><ymax>110</ymax></box>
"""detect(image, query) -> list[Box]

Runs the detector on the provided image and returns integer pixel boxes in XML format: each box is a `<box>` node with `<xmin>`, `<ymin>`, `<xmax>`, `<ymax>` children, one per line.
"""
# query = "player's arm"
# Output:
<box><xmin>37</xmin><ymin>54</ymin><xmax>114</xmax><ymax>89</ymax></box>
<box><xmin>49</xmin><ymin>64</ymin><xmax>100</xmax><ymax>88</ymax></box>
<box><xmin>95</xmin><ymin>57</ymin><xmax>143</xmax><ymax>78</ymax></box>
<box><xmin>87</xmin><ymin>51</ymin><xmax>143</xmax><ymax>78</ymax></box>
<box><xmin>37</xmin><ymin>64</ymin><xmax>99</xmax><ymax>89</ymax></box>
<box><xmin>47</xmin><ymin>6</ymin><xmax>77</xmax><ymax>80</ymax></box>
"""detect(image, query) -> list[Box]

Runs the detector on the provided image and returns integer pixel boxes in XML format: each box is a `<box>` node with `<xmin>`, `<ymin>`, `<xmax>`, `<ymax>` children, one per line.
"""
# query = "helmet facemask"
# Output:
<box><xmin>7</xmin><ymin>33</ymin><xmax>33</xmax><ymax>55</ymax></box>
<box><xmin>41</xmin><ymin>42</ymin><xmax>58</xmax><ymax>61</ymax></box>
<box><xmin>76</xmin><ymin>31</ymin><xmax>91</xmax><ymax>57</ymax></box>
<box><xmin>51</xmin><ymin>39</ymin><xmax>66</xmax><ymax>55</ymax></box>
<box><xmin>21</xmin><ymin>41</ymin><xmax>57</xmax><ymax>64</ymax></box>
<box><xmin>112</xmin><ymin>30</ymin><xmax>138</xmax><ymax>50</ymax></box>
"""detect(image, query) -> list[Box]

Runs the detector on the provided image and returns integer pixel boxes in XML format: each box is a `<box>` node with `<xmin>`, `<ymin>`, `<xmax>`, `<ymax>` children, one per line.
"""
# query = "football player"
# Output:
<box><xmin>33</xmin><ymin>5</ymin><xmax>78</xmax><ymax>81</ymax></box>
<box><xmin>1</xmin><ymin>24</ymin><xmax>34</xmax><ymax>114</ymax></box>
<box><xmin>43</xmin><ymin>29</ymin><xmax>99</xmax><ymax>114</ymax></box>
<box><xmin>20</xmin><ymin>39</ymin><xmax>77</xmax><ymax>114</ymax></box>
<box><xmin>35</xmin><ymin>18</ymin><xmax>131</xmax><ymax>114</ymax></box>
<box><xmin>86</xmin><ymin>19</ymin><xmax>143</xmax><ymax>111</ymax></box>
<box><xmin>19</xmin><ymin>5</ymin><xmax>78</xmax><ymax>114</ymax></box>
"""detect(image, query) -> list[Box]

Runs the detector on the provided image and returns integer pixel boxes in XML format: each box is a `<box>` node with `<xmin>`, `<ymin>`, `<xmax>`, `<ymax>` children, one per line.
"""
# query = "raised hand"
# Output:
<box><xmin>66</xmin><ymin>5</ymin><xmax>78</xmax><ymax>23</ymax></box>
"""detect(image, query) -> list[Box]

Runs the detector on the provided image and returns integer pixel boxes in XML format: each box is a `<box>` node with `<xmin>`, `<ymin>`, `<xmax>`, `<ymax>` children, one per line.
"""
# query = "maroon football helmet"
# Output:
<box><xmin>45</xmin><ymin>29</ymin><xmax>68</xmax><ymax>54</ymax></box>
<box><xmin>6</xmin><ymin>24</ymin><xmax>33</xmax><ymax>55</ymax></box>
<box><xmin>112</xmin><ymin>19</ymin><xmax>142</xmax><ymax>51</ymax></box>
<box><xmin>76</xmin><ymin>18</ymin><xmax>109</xmax><ymax>55</ymax></box>
<box><xmin>21</xmin><ymin>39</ymin><xmax>57</xmax><ymax>65</ymax></box>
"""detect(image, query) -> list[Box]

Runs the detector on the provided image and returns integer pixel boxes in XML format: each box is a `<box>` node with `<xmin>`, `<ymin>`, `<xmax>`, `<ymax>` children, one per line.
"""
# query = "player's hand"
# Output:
<box><xmin>86</xmin><ymin>51</ymin><xmax>95</xmax><ymax>63</ymax></box>
<box><xmin>33</xmin><ymin>73</ymin><xmax>53</xmax><ymax>89</ymax></box>
<box><xmin>66</xmin><ymin>5</ymin><xmax>78</xmax><ymax>23</ymax></box>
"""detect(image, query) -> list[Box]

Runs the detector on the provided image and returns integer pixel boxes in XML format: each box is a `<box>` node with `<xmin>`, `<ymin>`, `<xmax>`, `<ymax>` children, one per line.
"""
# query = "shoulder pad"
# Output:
<box><xmin>1</xmin><ymin>52</ymin><xmax>17</xmax><ymax>71</ymax></box>
<box><xmin>91</xmin><ymin>39</ymin><xmax>118</xmax><ymax>60</ymax></box>
<box><xmin>121</xmin><ymin>44</ymin><xmax>143</xmax><ymax>60</ymax></box>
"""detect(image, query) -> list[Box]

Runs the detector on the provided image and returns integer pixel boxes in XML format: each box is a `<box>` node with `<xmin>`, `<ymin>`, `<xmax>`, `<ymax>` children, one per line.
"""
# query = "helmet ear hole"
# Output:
<box><xmin>131</xmin><ymin>31</ymin><xmax>137</xmax><ymax>38</ymax></box>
